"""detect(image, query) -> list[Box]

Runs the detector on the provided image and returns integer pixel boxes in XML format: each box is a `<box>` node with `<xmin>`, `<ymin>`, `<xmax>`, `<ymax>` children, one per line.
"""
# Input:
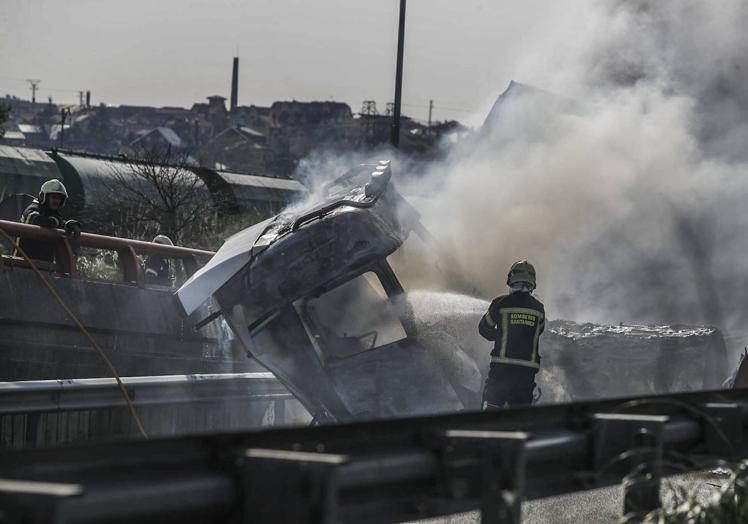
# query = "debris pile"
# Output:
<box><xmin>541</xmin><ymin>321</ymin><xmax>728</xmax><ymax>402</ymax></box>
<box><xmin>408</xmin><ymin>291</ymin><xmax>728</xmax><ymax>407</ymax></box>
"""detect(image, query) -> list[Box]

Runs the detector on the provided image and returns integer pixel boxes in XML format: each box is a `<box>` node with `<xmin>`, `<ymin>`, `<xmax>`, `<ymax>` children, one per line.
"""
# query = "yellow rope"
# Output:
<box><xmin>0</xmin><ymin>226</ymin><xmax>148</xmax><ymax>439</ymax></box>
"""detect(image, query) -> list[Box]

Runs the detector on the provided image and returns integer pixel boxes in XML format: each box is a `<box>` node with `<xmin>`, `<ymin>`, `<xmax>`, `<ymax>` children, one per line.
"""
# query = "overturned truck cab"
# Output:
<box><xmin>177</xmin><ymin>161</ymin><xmax>464</xmax><ymax>422</ymax></box>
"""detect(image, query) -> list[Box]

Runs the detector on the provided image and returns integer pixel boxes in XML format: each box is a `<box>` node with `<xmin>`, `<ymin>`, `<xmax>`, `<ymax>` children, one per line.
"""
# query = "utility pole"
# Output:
<box><xmin>59</xmin><ymin>108</ymin><xmax>70</xmax><ymax>148</ymax></box>
<box><xmin>26</xmin><ymin>79</ymin><xmax>41</xmax><ymax>105</ymax></box>
<box><xmin>428</xmin><ymin>99</ymin><xmax>433</xmax><ymax>134</ymax></box>
<box><xmin>390</xmin><ymin>0</ymin><xmax>406</xmax><ymax>148</ymax></box>
<box><xmin>361</xmin><ymin>100</ymin><xmax>378</xmax><ymax>145</ymax></box>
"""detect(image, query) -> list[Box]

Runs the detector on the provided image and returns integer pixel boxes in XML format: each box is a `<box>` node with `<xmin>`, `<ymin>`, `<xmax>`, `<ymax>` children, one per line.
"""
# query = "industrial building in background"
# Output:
<box><xmin>0</xmin><ymin>56</ymin><xmax>467</xmax><ymax>178</ymax></box>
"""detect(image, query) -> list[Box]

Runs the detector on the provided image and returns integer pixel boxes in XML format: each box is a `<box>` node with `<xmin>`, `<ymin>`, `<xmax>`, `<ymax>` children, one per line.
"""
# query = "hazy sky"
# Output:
<box><xmin>0</xmin><ymin>0</ymin><xmax>574</xmax><ymax>124</ymax></box>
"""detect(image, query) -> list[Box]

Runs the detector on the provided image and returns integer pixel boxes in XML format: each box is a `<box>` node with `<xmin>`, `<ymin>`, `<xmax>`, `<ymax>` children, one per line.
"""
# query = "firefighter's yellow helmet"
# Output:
<box><xmin>39</xmin><ymin>179</ymin><xmax>68</xmax><ymax>206</ymax></box>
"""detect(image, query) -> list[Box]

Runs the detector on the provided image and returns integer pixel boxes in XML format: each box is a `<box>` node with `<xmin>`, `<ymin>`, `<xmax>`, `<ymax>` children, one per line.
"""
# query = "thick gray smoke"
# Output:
<box><xmin>409</xmin><ymin>0</ymin><xmax>748</xmax><ymax>343</ymax></box>
<box><xmin>290</xmin><ymin>0</ymin><xmax>748</xmax><ymax>352</ymax></box>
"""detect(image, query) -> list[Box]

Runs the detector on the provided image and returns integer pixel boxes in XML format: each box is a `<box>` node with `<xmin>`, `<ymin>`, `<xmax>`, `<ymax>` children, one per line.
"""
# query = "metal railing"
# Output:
<box><xmin>0</xmin><ymin>373</ymin><xmax>295</xmax><ymax>449</ymax></box>
<box><xmin>0</xmin><ymin>372</ymin><xmax>290</xmax><ymax>415</ymax></box>
<box><xmin>0</xmin><ymin>219</ymin><xmax>214</xmax><ymax>286</ymax></box>
<box><xmin>0</xmin><ymin>387</ymin><xmax>746</xmax><ymax>523</ymax></box>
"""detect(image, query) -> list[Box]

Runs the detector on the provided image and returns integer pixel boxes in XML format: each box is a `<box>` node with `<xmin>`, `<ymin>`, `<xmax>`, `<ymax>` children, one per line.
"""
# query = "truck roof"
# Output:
<box><xmin>176</xmin><ymin>161</ymin><xmax>418</xmax><ymax>316</ymax></box>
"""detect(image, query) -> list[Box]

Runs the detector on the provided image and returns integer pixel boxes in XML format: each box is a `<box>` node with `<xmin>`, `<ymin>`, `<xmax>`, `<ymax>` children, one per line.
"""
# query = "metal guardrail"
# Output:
<box><xmin>1</xmin><ymin>387</ymin><xmax>747</xmax><ymax>523</ymax></box>
<box><xmin>0</xmin><ymin>373</ymin><xmax>295</xmax><ymax>449</ymax></box>
<box><xmin>0</xmin><ymin>219</ymin><xmax>214</xmax><ymax>285</ymax></box>
<box><xmin>0</xmin><ymin>372</ymin><xmax>291</xmax><ymax>415</ymax></box>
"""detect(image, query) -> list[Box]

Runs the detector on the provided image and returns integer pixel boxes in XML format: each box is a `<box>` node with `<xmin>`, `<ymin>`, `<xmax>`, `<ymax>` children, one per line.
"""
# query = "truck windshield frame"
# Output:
<box><xmin>293</xmin><ymin>270</ymin><xmax>409</xmax><ymax>363</ymax></box>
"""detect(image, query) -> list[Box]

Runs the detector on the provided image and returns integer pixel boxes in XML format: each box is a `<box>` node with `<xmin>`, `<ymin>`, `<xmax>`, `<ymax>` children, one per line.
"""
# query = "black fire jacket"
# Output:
<box><xmin>15</xmin><ymin>201</ymin><xmax>65</xmax><ymax>262</ymax></box>
<box><xmin>478</xmin><ymin>291</ymin><xmax>545</xmax><ymax>369</ymax></box>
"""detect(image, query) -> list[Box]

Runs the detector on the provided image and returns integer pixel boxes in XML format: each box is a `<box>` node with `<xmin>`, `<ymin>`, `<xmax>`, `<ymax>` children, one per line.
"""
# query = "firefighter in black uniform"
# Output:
<box><xmin>16</xmin><ymin>179</ymin><xmax>81</xmax><ymax>262</ymax></box>
<box><xmin>144</xmin><ymin>234</ymin><xmax>173</xmax><ymax>286</ymax></box>
<box><xmin>478</xmin><ymin>260</ymin><xmax>545</xmax><ymax>409</ymax></box>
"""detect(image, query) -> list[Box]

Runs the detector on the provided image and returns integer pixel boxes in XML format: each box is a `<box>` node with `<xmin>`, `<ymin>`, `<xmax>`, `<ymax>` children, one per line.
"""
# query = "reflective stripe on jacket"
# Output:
<box><xmin>479</xmin><ymin>292</ymin><xmax>545</xmax><ymax>369</ymax></box>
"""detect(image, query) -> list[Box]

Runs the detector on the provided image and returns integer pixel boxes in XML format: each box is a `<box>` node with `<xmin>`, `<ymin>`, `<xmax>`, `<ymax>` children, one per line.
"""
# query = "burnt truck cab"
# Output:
<box><xmin>177</xmin><ymin>161</ymin><xmax>464</xmax><ymax>422</ymax></box>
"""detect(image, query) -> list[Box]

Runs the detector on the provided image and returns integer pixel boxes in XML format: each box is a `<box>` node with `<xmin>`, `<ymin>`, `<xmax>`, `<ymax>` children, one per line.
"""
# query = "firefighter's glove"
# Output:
<box><xmin>40</xmin><ymin>215</ymin><xmax>62</xmax><ymax>228</ymax></box>
<box><xmin>64</xmin><ymin>220</ymin><xmax>82</xmax><ymax>240</ymax></box>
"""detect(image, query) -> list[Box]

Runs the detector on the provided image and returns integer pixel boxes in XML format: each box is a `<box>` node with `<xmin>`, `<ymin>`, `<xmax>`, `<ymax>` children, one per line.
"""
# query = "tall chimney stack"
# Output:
<box><xmin>230</xmin><ymin>57</ymin><xmax>239</xmax><ymax>112</ymax></box>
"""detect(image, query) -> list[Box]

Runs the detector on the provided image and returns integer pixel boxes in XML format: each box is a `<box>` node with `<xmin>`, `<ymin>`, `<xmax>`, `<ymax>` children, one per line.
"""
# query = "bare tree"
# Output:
<box><xmin>86</xmin><ymin>146</ymin><xmax>218</xmax><ymax>246</ymax></box>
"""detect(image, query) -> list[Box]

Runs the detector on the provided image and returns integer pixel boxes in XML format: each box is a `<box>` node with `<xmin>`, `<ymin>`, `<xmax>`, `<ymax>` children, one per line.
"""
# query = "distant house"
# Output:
<box><xmin>202</xmin><ymin>126</ymin><xmax>272</xmax><ymax>173</ymax></box>
<box><xmin>225</xmin><ymin>101</ymin><xmax>355</xmax><ymax>163</ymax></box>
<box><xmin>3</xmin><ymin>96</ymin><xmax>51</xmax><ymax>118</ymax></box>
<box><xmin>231</xmin><ymin>105</ymin><xmax>272</xmax><ymax>133</ymax></box>
<box><xmin>0</xmin><ymin>130</ymin><xmax>26</xmax><ymax>146</ymax></box>
<box><xmin>17</xmin><ymin>124</ymin><xmax>42</xmax><ymax>135</ymax></box>
<box><xmin>17</xmin><ymin>124</ymin><xmax>48</xmax><ymax>147</ymax></box>
<box><xmin>128</xmin><ymin>126</ymin><xmax>186</xmax><ymax>154</ymax></box>
<box><xmin>191</xmin><ymin>96</ymin><xmax>229</xmax><ymax>135</ymax></box>
<box><xmin>229</xmin><ymin>101</ymin><xmax>354</xmax><ymax>163</ymax></box>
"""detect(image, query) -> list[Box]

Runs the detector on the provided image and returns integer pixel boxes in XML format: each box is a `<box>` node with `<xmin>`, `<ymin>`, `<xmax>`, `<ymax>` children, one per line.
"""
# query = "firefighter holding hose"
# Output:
<box><xmin>478</xmin><ymin>260</ymin><xmax>545</xmax><ymax>409</ymax></box>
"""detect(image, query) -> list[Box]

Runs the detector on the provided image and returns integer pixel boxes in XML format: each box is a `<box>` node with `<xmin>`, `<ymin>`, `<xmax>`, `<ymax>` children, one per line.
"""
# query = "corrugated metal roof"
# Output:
<box><xmin>130</xmin><ymin>127</ymin><xmax>184</xmax><ymax>148</ymax></box>
<box><xmin>154</xmin><ymin>127</ymin><xmax>184</xmax><ymax>148</ymax></box>
<box><xmin>56</xmin><ymin>153</ymin><xmax>122</xmax><ymax>183</ymax></box>
<box><xmin>17</xmin><ymin>124</ymin><xmax>42</xmax><ymax>135</ymax></box>
<box><xmin>56</xmin><ymin>152</ymin><xmax>207</xmax><ymax>207</ymax></box>
<box><xmin>0</xmin><ymin>146</ymin><xmax>62</xmax><ymax>198</ymax></box>
<box><xmin>1</xmin><ymin>131</ymin><xmax>25</xmax><ymax>141</ymax></box>
<box><xmin>218</xmin><ymin>171</ymin><xmax>304</xmax><ymax>191</ymax></box>
<box><xmin>218</xmin><ymin>171</ymin><xmax>305</xmax><ymax>204</ymax></box>
<box><xmin>0</xmin><ymin>146</ymin><xmax>59</xmax><ymax>178</ymax></box>
<box><xmin>214</xmin><ymin>126</ymin><xmax>265</xmax><ymax>144</ymax></box>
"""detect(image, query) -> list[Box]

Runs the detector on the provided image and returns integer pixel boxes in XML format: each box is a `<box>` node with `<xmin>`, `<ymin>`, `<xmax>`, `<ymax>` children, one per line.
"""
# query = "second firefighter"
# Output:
<box><xmin>478</xmin><ymin>260</ymin><xmax>545</xmax><ymax>409</ymax></box>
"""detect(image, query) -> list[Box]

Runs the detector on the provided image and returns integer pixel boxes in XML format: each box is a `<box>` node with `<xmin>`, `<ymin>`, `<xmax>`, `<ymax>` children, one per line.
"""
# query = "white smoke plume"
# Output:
<box><xmin>408</xmin><ymin>0</ymin><xmax>748</xmax><ymax>344</ymax></box>
<box><xmin>289</xmin><ymin>0</ymin><xmax>748</xmax><ymax>355</ymax></box>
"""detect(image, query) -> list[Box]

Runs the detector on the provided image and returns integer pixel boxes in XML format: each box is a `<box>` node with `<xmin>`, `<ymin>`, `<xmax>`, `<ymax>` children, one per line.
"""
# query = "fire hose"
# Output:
<box><xmin>0</xmin><ymin>226</ymin><xmax>148</xmax><ymax>439</ymax></box>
